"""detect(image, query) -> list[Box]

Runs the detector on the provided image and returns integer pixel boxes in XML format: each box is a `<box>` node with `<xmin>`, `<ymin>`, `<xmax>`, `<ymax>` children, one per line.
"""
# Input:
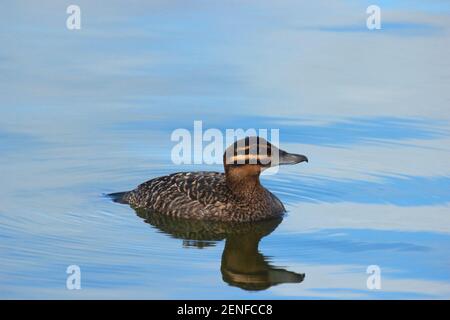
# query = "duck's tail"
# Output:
<box><xmin>107</xmin><ymin>191</ymin><xmax>130</xmax><ymax>204</ymax></box>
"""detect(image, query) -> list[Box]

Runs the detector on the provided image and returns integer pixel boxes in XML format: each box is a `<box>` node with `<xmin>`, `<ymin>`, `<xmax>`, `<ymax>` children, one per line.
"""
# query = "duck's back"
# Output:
<box><xmin>123</xmin><ymin>172</ymin><xmax>237</xmax><ymax>220</ymax></box>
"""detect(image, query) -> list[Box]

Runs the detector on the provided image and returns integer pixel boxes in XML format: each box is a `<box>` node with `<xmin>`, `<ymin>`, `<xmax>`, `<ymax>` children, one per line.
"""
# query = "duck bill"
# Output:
<box><xmin>277</xmin><ymin>150</ymin><xmax>308</xmax><ymax>165</ymax></box>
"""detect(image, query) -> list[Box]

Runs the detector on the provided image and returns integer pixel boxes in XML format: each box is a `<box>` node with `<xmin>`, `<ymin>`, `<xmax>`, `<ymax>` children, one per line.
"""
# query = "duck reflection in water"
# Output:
<box><xmin>135</xmin><ymin>209</ymin><xmax>305</xmax><ymax>291</ymax></box>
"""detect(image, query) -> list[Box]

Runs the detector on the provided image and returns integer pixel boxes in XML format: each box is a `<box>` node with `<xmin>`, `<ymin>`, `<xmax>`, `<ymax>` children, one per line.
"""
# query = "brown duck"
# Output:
<box><xmin>110</xmin><ymin>137</ymin><xmax>308</xmax><ymax>222</ymax></box>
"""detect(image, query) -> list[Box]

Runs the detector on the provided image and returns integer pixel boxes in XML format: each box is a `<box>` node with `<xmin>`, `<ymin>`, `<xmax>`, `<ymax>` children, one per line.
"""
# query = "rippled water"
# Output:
<box><xmin>1</xmin><ymin>1</ymin><xmax>450</xmax><ymax>299</ymax></box>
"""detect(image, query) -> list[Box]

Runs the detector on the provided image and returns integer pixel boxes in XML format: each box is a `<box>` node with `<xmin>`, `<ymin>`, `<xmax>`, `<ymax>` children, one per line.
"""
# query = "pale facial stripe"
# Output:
<box><xmin>227</xmin><ymin>154</ymin><xmax>271</xmax><ymax>164</ymax></box>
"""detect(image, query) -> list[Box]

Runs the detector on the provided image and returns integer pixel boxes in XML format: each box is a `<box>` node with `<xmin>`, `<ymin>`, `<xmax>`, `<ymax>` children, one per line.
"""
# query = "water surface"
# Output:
<box><xmin>1</xmin><ymin>0</ymin><xmax>450</xmax><ymax>299</ymax></box>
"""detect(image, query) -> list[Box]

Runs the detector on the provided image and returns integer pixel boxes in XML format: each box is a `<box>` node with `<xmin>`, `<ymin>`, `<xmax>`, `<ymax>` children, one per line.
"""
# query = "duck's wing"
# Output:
<box><xmin>125</xmin><ymin>172</ymin><xmax>230</xmax><ymax>214</ymax></box>
<box><xmin>172</xmin><ymin>172</ymin><xmax>230</xmax><ymax>205</ymax></box>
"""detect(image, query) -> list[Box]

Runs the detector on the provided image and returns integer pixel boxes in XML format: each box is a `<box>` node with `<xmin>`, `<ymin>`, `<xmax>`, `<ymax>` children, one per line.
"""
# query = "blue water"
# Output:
<box><xmin>1</xmin><ymin>1</ymin><xmax>450</xmax><ymax>299</ymax></box>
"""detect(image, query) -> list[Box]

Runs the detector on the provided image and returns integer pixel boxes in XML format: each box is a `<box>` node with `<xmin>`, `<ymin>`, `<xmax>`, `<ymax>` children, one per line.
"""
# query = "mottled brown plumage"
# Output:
<box><xmin>111</xmin><ymin>137</ymin><xmax>308</xmax><ymax>222</ymax></box>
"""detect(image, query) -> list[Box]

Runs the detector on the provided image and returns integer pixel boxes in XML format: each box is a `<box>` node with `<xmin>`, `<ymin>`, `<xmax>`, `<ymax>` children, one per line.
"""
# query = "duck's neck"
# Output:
<box><xmin>224</xmin><ymin>165</ymin><xmax>264</xmax><ymax>200</ymax></box>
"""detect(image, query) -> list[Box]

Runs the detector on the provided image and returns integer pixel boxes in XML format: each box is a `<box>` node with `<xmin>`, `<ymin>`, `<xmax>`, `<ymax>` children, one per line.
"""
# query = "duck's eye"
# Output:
<box><xmin>259</xmin><ymin>160</ymin><xmax>272</xmax><ymax>167</ymax></box>
<box><xmin>257</xmin><ymin>154</ymin><xmax>272</xmax><ymax>166</ymax></box>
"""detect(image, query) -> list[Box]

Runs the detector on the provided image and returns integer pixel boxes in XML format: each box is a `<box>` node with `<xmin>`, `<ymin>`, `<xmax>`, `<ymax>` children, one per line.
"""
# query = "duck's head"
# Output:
<box><xmin>223</xmin><ymin>136</ymin><xmax>308</xmax><ymax>178</ymax></box>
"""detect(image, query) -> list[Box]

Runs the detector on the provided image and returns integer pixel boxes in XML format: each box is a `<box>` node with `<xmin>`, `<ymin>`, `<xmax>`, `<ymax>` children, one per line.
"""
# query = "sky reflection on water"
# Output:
<box><xmin>1</xmin><ymin>0</ymin><xmax>450</xmax><ymax>299</ymax></box>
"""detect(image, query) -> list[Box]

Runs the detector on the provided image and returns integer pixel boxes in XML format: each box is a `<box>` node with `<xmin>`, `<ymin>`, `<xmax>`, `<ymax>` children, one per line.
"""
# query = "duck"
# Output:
<box><xmin>110</xmin><ymin>136</ymin><xmax>308</xmax><ymax>222</ymax></box>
